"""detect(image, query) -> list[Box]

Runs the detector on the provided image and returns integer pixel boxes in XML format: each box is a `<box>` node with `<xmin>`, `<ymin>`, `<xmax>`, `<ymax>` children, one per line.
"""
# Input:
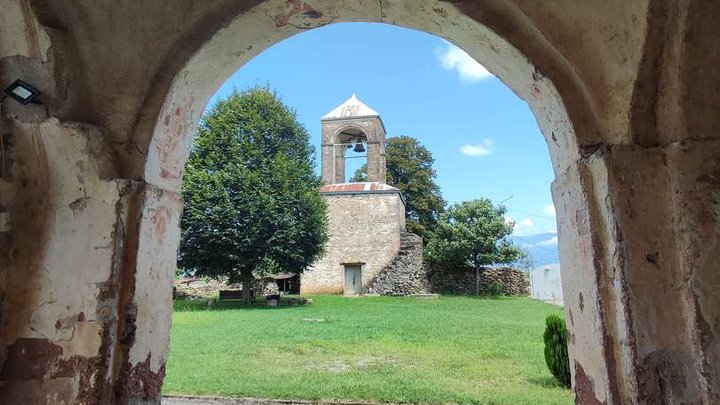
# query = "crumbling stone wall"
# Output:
<box><xmin>428</xmin><ymin>266</ymin><xmax>530</xmax><ymax>296</ymax></box>
<box><xmin>364</xmin><ymin>237</ymin><xmax>530</xmax><ymax>297</ymax></box>
<box><xmin>366</xmin><ymin>233</ymin><xmax>428</xmax><ymax>295</ymax></box>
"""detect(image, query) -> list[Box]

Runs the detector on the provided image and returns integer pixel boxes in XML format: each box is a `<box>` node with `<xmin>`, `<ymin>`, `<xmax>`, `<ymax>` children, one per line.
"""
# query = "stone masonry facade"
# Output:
<box><xmin>301</xmin><ymin>189</ymin><xmax>406</xmax><ymax>294</ymax></box>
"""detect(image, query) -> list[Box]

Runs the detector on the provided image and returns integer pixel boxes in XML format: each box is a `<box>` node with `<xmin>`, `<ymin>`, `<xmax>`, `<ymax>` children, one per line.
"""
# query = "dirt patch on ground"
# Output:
<box><xmin>303</xmin><ymin>356</ymin><xmax>401</xmax><ymax>373</ymax></box>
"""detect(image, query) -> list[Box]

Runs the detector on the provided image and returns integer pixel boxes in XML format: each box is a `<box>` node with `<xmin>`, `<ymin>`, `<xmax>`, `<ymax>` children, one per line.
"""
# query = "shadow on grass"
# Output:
<box><xmin>173</xmin><ymin>297</ymin><xmax>309</xmax><ymax>312</ymax></box>
<box><xmin>443</xmin><ymin>294</ymin><xmax>518</xmax><ymax>300</ymax></box>
<box><xmin>527</xmin><ymin>375</ymin><xmax>569</xmax><ymax>389</ymax></box>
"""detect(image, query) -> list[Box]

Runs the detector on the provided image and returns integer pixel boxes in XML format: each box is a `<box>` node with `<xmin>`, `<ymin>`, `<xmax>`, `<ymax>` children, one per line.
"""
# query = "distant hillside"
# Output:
<box><xmin>509</xmin><ymin>232</ymin><xmax>559</xmax><ymax>266</ymax></box>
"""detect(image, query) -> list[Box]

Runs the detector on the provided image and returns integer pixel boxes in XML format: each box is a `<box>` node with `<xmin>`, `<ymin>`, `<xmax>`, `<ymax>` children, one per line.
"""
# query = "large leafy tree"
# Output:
<box><xmin>425</xmin><ymin>198</ymin><xmax>526</xmax><ymax>295</ymax></box>
<box><xmin>179</xmin><ymin>86</ymin><xmax>328</xmax><ymax>302</ymax></box>
<box><xmin>351</xmin><ymin>136</ymin><xmax>445</xmax><ymax>237</ymax></box>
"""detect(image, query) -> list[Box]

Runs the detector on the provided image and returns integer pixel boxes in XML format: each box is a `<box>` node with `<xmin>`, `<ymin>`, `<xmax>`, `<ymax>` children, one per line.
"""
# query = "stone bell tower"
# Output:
<box><xmin>302</xmin><ymin>94</ymin><xmax>426</xmax><ymax>297</ymax></box>
<box><xmin>320</xmin><ymin>93</ymin><xmax>387</xmax><ymax>184</ymax></box>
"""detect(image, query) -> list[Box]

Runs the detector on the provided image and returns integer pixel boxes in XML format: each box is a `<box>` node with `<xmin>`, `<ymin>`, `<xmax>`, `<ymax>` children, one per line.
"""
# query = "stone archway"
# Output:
<box><xmin>327</xmin><ymin>123</ymin><xmax>372</xmax><ymax>184</ymax></box>
<box><xmin>138</xmin><ymin>2</ymin><xmax>591</xmax><ymax>395</ymax></box>
<box><xmin>0</xmin><ymin>1</ymin><xmax>718</xmax><ymax>404</ymax></box>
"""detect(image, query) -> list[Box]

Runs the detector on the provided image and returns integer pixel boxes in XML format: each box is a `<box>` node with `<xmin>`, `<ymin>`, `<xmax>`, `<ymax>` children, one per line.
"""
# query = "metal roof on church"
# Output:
<box><xmin>320</xmin><ymin>182</ymin><xmax>400</xmax><ymax>193</ymax></box>
<box><xmin>321</xmin><ymin>93</ymin><xmax>380</xmax><ymax>120</ymax></box>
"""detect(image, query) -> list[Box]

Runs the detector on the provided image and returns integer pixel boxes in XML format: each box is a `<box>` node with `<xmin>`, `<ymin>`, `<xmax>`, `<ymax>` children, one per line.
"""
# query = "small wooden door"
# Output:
<box><xmin>344</xmin><ymin>265</ymin><xmax>362</xmax><ymax>295</ymax></box>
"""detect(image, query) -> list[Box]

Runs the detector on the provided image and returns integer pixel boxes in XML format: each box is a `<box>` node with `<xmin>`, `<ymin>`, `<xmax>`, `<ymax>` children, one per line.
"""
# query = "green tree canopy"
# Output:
<box><xmin>351</xmin><ymin>136</ymin><xmax>445</xmax><ymax>237</ymax></box>
<box><xmin>179</xmin><ymin>86</ymin><xmax>328</xmax><ymax>302</ymax></box>
<box><xmin>425</xmin><ymin>198</ymin><xmax>526</xmax><ymax>294</ymax></box>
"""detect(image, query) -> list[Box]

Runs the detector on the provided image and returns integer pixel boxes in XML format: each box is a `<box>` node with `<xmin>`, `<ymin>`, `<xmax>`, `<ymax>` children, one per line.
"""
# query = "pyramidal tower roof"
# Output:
<box><xmin>321</xmin><ymin>93</ymin><xmax>380</xmax><ymax>120</ymax></box>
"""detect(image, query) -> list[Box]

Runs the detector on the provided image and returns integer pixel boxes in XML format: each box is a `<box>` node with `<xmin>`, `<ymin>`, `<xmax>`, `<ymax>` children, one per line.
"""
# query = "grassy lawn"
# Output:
<box><xmin>164</xmin><ymin>296</ymin><xmax>572</xmax><ymax>405</ymax></box>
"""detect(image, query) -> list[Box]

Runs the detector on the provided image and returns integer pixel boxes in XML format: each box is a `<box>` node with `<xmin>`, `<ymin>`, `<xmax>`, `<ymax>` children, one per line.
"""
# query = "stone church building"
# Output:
<box><xmin>301</xmin><ymin>95</ymin><xmax>426</xmax><ymax>295</ymax></box>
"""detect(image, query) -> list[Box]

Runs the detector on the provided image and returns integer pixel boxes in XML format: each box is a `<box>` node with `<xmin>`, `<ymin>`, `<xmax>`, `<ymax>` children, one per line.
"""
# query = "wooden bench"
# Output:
<box><xmin>218</xmin><ymin>290</ymin><xmax>245</xmax><ymax>301</ymax></box>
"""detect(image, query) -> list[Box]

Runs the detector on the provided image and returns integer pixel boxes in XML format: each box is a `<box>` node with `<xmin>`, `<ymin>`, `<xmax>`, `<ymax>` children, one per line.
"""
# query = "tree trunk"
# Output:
<box><xmin>241</xmin><ymin>269</ymin><xmax>254</xmax><ymax>304</ymax></box>
<box><xmin>475</xmin><ymin>266</ymin><xmax>480</xmax><ymax>296</ymax></box>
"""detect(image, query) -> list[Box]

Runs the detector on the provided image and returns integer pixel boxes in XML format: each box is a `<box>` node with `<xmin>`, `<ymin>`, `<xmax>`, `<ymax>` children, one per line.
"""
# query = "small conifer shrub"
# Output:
<box><xmin>543</xmin><ymin>314</ymin><xmax>571</xmax><ymax>388</ymax></box>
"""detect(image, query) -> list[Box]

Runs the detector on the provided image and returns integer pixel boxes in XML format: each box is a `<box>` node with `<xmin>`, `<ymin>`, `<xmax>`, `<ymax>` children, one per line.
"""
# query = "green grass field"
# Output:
<box><xmin>164</xmin><ymin>296</ymin><xmax>572</xmax><ymax>405</ymax></box>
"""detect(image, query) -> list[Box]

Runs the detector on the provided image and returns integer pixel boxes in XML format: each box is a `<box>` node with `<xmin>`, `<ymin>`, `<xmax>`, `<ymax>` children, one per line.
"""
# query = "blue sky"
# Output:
<box><xmin>205</xmin><ymin>22</ymin><xmax>558</xmax><ymax>239</ymax></box>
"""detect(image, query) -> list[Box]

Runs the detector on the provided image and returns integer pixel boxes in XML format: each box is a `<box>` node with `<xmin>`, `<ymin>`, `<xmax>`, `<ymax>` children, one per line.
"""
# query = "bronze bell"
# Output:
<box><xmin>353</xmin><ymin>142</ymin><xmax>366</xmax><ymax>153</ymax></box>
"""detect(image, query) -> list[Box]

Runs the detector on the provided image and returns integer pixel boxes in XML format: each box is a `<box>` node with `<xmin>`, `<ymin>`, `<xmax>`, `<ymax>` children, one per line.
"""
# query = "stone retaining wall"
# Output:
<box><xmin>365</xmin><ymin>233</ymin><xmax>428</xmax><ymax>295</ymax></box>
<box><xmin>427</xmin><ymin>266</ymin><xmax>530</xmax><ymax>296</ymax></box>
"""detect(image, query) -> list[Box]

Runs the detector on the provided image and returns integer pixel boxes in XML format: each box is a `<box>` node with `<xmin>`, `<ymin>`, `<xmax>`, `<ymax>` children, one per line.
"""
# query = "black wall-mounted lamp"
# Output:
<box><xmin>2</xmin><ymin>79</ymin><xmax>42</xmax><ymax>105</ymax></box>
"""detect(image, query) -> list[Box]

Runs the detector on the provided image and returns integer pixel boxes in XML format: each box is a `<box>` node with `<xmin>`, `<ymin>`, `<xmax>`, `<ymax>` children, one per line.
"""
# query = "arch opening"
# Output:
<box><xmin>3</xmin><ymin>1</ymin><xmax>720</xmax><ymax>404</ymax></box>
<box><xmin>5</xmin><ymin>1</ymin><xmax>685</xmax><ymax>405</ymax></box>
<box><xmin>138</xmin><ymin>1</ymin><xmax>589</xmax><ymax>195</ymax></box>
<box><xmin>139</xmin><ymin>2</ymin><xmax>593</xmax><ymax>402</ymax></box>
<box><xmin>333</xmin><ymin>129</ymin><xmax>370</xmax><ymax>184</ymax></box>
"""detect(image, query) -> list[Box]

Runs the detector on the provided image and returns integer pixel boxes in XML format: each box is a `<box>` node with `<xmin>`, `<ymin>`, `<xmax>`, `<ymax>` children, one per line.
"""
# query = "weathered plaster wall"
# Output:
<box><xmin>554</xmin><ymin>139</ymin><xmax>720</xmax><ymax>404</ymax></box>
<box><xmin>302</xmin><ymin>192</ymin><xmax>405</xmax><ymax>295</ymax></box>
<box><xmin>0</xmin><ymin>118</ymin><xmax>178</xmax><ymax>404</ymax></box>
<box><xmin>0</xmin><ymin>4</ymin><xmax>180</xmax><ymax>400</ymax></box>
<box><xmin>0</xmin><ymin>119</ymin><xmax>124</xmax><ymax>404</ymax></box>
<box><xmin>0</xmin><ymin>0</ymin><xmax>718</xmax><ymax>404</ymax></box>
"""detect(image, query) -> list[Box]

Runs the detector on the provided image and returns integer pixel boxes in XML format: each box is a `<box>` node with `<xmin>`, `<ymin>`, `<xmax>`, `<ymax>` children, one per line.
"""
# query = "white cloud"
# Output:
<box><xmin>436</xmin><ymin>41</ymin><xmax>492</xmax><ymax>83</ymax></box>
<box><xmin>506</xmin><ymin>216</ymin><xmax>534</xmax><ymax>236</ymax></box>
<box><xmin>543</xmin><ymin>204</ymin><xmax>556</xmax><ymax>217</ymax></box>
<box><xmin>538</xmin><ymin>236</ymin><xmax>559</xmax><ymax>246</ymax></box>
<box><xmin>459</xmin><ymin>139</ymin><xmax>493</xmax><ymax>157</ymax></box>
